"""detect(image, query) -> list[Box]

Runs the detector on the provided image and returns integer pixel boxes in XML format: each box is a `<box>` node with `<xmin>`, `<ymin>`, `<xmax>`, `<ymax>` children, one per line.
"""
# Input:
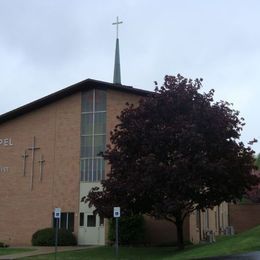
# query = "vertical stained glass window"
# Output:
<box><xmin>80</xmin><ymin>89</ymin><xmax>106</xmax><ymax>182</ymax></box>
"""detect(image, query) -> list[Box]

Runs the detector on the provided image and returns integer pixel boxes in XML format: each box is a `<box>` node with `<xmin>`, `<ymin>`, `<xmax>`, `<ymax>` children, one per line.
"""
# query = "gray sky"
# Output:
<box><xmin>0</xmin><ymin>0</ymin><xmax>259</xmax><ymax>153</ymax></box>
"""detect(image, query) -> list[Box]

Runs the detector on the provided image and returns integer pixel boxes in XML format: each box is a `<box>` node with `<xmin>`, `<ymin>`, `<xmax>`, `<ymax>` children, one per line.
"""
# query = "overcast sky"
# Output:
<box><xmin>0</xmin><ymin>0</ymin><xmax>259</xmax><ymax>153</ymax></box>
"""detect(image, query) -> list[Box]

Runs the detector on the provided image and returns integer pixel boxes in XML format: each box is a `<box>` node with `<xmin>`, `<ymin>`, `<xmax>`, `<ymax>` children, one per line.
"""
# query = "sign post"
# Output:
<box><xmin>54</xmin><ymin>208</ymin><xmax>61</xmax><ymax>260</ymax></box>
<box><xmin>113</xmin><ymin>207</ymin><xmax>120</xmax><ymax>258</ymax></box>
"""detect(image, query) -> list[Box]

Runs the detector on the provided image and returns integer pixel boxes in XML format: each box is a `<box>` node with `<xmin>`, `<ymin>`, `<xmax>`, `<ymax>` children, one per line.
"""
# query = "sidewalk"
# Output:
<box><xmin>0</xmin><ymin>246</ymin><xmax>95</xmax><ymax>260</ymax></box>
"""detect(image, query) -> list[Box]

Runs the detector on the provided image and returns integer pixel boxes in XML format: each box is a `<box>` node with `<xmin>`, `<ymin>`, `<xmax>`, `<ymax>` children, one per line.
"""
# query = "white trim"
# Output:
<box><xmin>82</xmin><ymin>110</ymin><xmax>106</xmax><ymax>114</ymax></box>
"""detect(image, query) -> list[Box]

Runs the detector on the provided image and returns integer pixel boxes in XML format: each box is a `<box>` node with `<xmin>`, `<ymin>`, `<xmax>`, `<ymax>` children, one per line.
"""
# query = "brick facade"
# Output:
<box><xmin>0</xmin><ymin>83</ymin><xmax>230</xmax><ymax>246</ymax></box>
<box><xmin>0</xmin><ymin>93</ymin><xmax>81</xmax><ymax>245</ymax></box>
<box><xmin>229</xmin><ymin>203</ymin><xmax>260</xmax><ymax>233</ymax></box>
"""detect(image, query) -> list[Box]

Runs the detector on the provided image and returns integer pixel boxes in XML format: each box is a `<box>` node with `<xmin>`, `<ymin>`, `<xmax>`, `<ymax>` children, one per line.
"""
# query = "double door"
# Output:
<box><xmin>78</xmin><ymin>212</ymin><xmax>105</xmax><ymax>245</ymax></box>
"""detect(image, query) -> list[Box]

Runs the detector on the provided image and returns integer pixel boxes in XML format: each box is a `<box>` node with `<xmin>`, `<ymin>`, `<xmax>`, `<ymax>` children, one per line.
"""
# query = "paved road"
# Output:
<box><xmin>208</xmin><ymin>251</ymin><xmax>260</xmax><ymax>259</ymax></box>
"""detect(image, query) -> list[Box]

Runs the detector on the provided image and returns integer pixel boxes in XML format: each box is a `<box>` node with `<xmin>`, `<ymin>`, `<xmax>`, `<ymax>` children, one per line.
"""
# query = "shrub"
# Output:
<box><xmin>0</xmin><ymin>242</ymin><xmax>9</xmax><ymax>248</ymax></box>
<box><xmin>108</xmin><ymin>215</ymin><xmax>145</xmax><ymax>245</ymax></box>
<box><xmin>32</xmin><ymin>228</ymin><xmax>77</xmax><ymax>246</ymax></box>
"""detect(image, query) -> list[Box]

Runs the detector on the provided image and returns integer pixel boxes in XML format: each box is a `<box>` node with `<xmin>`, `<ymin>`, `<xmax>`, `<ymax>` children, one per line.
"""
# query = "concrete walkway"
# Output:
<box><xmin>0</xmin><ymin>246</ymin><xmax>95</xmax><ymax>260</ymax></box>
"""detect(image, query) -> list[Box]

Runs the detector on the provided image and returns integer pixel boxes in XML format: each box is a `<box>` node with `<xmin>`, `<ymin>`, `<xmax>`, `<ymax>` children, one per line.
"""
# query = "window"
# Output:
<box><xmin>81</xmin><ymin>89</ymin><xmax>106</xmax><ymax>182</ymax></box>
<box><xmin>195</xmin><ymin>210</ymin><xmax>200</xmax><ymax>229</ymax></box>
<box><xmin>61</xmin><ymin>213</ymin><xmax>67</xmax><ymax>229</ymax></box>
<box><xmin>215</xmin><ymin>211</ymin><xmax>218</xmax><ymax>230</ymax></box>
<box><xmin>95</xmin><ymin>89</ymin><xmax>106</xmax><ymax>111</ymax></box>
<box><xmin>87</xmin><ymin>215</ymin><xmax>96</xmax><ymax>227</ymax></box>
<box><xmin>100</xmin><ymin>216</ymin><xmax>104</xmax><ymax>226</ymax></box>
<box><xmin>94</xmin><ymin>135</ymin><xmax>106</xmax><ymax>156</ymax></box>
<box><xmin>80</xmin><ymin>213</ymin><xmax>84</xmax><ymax>227</ymax></box>
<box><xmin>205</xmin><ymin>209</ymin><xmax>209</xmax><ymax>229</ymax></box>
<box><xmin>81</xmin><ymin>114</ymin><xmax>93</xmax><ymax>135</ymax></box>
<box><xmin>53</xmin><ymin>212</ymin><xmax>74</xmax><ymax>232</ymax></box>
<box><xmin>82</xmin><ymin>91</ymin><xmax>93</xmax><ymax>112</ymax></box>
<box><xmin>81</xmin><ymin>136</ymin><xmax>93</xmax><ymax>157</ymax></box>
<box><xmin>94</xmin><ymin>113</ymin><xmax>106</xmax><ymax>134</ymax></box>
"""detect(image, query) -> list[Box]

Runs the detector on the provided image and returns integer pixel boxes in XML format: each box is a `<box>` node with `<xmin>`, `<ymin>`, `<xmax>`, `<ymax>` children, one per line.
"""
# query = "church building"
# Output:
<box><xmin>0</xmin><ymin>18</ymin><xmax>229</xmax><ymax>246</ymax></box>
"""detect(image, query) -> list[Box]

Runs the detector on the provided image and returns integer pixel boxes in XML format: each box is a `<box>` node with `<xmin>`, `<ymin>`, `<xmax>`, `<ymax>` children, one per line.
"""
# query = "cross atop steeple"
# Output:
<box><xmin>112</xmin><ymin>16</ymin><xmax>123</xmax><ymax>39</ymax></box>
<box><xmin>112</xmin><ymin>16</ymin><xmax>123</xmax><ymax>84</ymax></box>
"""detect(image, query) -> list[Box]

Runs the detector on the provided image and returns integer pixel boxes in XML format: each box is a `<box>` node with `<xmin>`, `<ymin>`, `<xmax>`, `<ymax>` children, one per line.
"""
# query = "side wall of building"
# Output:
<box><xmin>144</xmin><ymin>216</ymin><xmax>190</xmax><ymax>246</ymax></box>
<box><xmin>229</xmin><ymin>203</ymin><xmax>260</xmax><ymax>233</ymax></box>
<box><xmin>189</xmin><ymin>202</ymin><xmax>229</xmax><ymax>244</ymax></box>
<box><xmin>0</xmin><ymin>93</ymin><xmax>81</xmax><ymax>245</ymax></box>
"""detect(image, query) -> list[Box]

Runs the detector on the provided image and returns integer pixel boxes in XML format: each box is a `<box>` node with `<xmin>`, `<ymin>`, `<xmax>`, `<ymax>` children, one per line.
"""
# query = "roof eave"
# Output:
<box><xmin>0</xmin><ymin>79</ymin><xmax>151</xmax><ymax>124</ymax></box>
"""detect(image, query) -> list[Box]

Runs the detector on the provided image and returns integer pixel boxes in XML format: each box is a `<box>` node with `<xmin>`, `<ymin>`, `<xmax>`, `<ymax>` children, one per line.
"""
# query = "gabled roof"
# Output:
<box><xmin>0</xmin><ymin>78</ymin><xmax>151</xmax><ymax>124</ymax></box>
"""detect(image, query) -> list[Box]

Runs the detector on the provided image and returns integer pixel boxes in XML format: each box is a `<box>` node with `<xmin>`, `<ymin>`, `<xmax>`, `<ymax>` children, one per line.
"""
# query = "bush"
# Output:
<box><xmin>108</xmin><ymin>215</ymin><xmax>145</xmax><ymax>245</ymax></box>
<box><xmin>32</xmin><ymin>228</ymin><xmax>77</xmax><ymax>246</ymax></box>
<box><xmin>0</xmin><ymin>242</ymin><xmax>9</xmax><ymax>248</ymax></box>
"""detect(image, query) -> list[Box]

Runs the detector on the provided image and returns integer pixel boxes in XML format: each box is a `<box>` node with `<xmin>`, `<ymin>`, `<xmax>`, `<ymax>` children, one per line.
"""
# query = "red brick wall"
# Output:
<box><xmin>229</xmin><ymin>203</ymin><xmax>260</xmax><ymax>233</ymax></box>
<box><xmin>0</xmin><ymin>87</ymin><xmax>198</xmax><ymax>246</ymax></box>
<box><xmin>144</xmin><ymin>215</ymin><xmax>190</xmax><ymax>245</ymax></box>
<box><xmin>0</xmin><ymin>93</ymin><xmax>81</xmax><ymax>245</ymax></box>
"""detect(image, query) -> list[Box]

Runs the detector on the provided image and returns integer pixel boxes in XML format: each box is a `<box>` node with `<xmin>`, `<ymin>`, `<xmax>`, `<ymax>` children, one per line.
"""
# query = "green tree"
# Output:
<box><xmin>255</xmin><ymin>153</ymin><xmax>260</xmax><ymax>169</ymax></box>
<box><xmin>86</xmin><ymin>75</ymin><xmax>259</xmax><ymax>250</ymax></box>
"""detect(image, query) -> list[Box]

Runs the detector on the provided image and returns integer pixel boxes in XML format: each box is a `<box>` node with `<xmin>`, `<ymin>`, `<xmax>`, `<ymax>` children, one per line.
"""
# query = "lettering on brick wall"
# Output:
<box><xmin>0</xmin><ymin>166</ymin><xmax>9</xmax><ymax>173</ymax></box>
<box><xmin>0</xmin><ymin>138</ymin><xmax>13</xmax><ymax>146</ymax></box>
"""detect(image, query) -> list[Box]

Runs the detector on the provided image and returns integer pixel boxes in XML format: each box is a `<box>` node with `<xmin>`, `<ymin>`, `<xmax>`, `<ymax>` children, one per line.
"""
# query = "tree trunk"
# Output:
<box><xmin>175</xmin><ymin>217</ymin><xmax>184</xmax><ymax>250</ymax></box>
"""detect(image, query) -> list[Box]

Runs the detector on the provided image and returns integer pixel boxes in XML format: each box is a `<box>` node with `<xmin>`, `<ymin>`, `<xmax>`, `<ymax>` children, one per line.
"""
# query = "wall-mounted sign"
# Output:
<box><xmin>0</xmin><ymin>138</ymin><xmax>13</xmax><ymax>146</ymax></box>
<box><xmin>0</xmin><ymin>166</ymin><xmax>9</xmax><ymax>173</ymax></box>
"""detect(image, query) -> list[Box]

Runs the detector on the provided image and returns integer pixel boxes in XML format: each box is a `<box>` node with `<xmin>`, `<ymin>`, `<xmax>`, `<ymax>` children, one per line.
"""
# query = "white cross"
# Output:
<box><xmin>112</xmin><ymin>16</ymin><xmax>123</xmax><ymax>39</ymax></box>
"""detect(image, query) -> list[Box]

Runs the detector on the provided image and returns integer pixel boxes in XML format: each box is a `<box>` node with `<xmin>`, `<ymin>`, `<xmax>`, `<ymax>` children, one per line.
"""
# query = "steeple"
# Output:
<box><xmin>112</xmin><ymin>17</ymin><xmax>123</xmax><ymax>84</ymax></box>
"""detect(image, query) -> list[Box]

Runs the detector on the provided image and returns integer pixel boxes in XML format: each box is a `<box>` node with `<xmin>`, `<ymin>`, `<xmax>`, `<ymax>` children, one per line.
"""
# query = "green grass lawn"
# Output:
<box><xmin>22</xmin><ymin>225</ymin><xmax>260</xmax><ymax>259</ymax></box>
<box><xmin>0</xmin><ymin>247</ymin><xmax>35</xmax><ymax>256</ymax></box>
<box><xmin>24</xmin><ymin>247</ymin><xmax>177</xmax><ymax>260</ymax></box>
<box><xmin>172</xmin><ymin>224</ymin><xmax>260</xmax><ymax>259</ymax></box>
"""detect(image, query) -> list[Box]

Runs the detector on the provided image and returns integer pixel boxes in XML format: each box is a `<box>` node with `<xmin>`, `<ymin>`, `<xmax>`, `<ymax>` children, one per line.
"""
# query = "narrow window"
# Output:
<box><xmin>80</xmin><ymin>213</ymin><xmax>84</xmax><ymax>226</ymax></box>
<box><xmin>100</xmin><ymin>215</ymin><xmax>104</xmax><ymax>226</ymax></box>
<box><xmin>95</xmin><ymin>89</ymin><xmax>106</xmax><ymax>111</ymax></box>
<box><xmin>81</xmin><ymin>136</ymin><xmax>93</xmax><ymax>157</ymax></box>
<box><xmin>206</xmin><ymin>209</ymin><xmax>209</xmax><ymax>229</ymax></box>
<box><xmin>94</xmin><ymin>135</ymin><xmax>106</xmax><ymax>156</ymax></box>
<box><xmin>94</xmin><ymin>112</ymin><xmax>106</xmax><ymax>134</ymax></box>
<box><xmin>221</xmin><ymin>212</ymin><xmax>224</xmax><ymax>227</ymax></box>
<box><xmin>68</xmin><ymin>213</ymin><xmax>74</xmax><ymax>232</ymax></box>
<box><xmin>60</xmin><ymin>213</ymin><xmax>67</xmax><ymax>229</ymax></box>
<box><xmin>195</xmin><ymin>210</ymin><xmax>200</xmax><ymax>229</ymax></box>
<box><xmin>215</xmin><ymin>211</ymin><xmax>218</xmax><ymax>230</ymax></box>
<box><xmin>81</xmin><ymin>113</ymin><xmax>94</xmax><ymax>135</ymax></box>
<box><xmin>82</xmin><ymin>91</ymin><xmax>93</xmax><ymax>112</ymax></box>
